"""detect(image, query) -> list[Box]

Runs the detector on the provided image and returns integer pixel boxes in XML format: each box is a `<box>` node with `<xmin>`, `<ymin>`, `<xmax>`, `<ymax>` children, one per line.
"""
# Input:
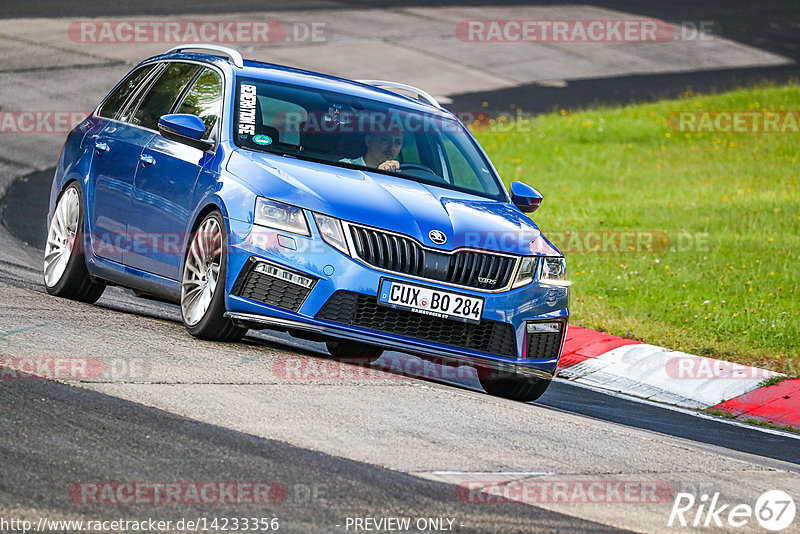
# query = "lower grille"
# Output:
<box><xmin>525</xmin><ymin>330</ymin><xmax>564</xmax><ymax>360</ymax></box>
<box><xmin>233</xmin><ymin>258</ymin><xmax>316</xmax><ymax>312</ymax></box>
<box><xmin>316</xmin><ymin>291</ymin><xmax>517</xmax><ymax>358</ymax></box>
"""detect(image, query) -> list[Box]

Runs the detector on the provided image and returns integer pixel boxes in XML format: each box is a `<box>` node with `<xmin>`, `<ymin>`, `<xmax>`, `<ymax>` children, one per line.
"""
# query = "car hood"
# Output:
<box><xmin>226</xmin><ymin>149</ymin><xmax>561</xmax><ymax>256</ymax></box>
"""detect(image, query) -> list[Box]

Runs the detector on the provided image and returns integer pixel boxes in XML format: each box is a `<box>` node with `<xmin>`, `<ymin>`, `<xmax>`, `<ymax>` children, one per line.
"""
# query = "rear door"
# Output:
<box><xmin>124</xmin><ymin>65</ymin><xmax>220</xmax><ymax>279</ymax></box>
<box><xmin>86</xmin><ymin>63</ymin><xmax>160</xmax><ymax>262</ymax></box>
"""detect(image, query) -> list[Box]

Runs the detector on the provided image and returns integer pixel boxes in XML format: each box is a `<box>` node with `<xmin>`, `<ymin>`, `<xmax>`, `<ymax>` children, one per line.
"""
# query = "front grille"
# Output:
<box><xmin>232</xmin><ymin>258</ymin><xmax>316</xmax><ymax>312</ymax></box>
<box><xmin>349</xmin><ymin>225</ymin><xmax>518</xmax><ymax>291</ymax></box>
<box><xmin>448</xmin><ymin>250</ymin><xmax>518</xmax><ymax>289</ymax></box>
<box><xmin>316</xmin><ymin>291</ymin><xmax>517</xmax><ymax>358</ymax></box>
<box><xmin>525</xmin><ymin>330</ymin><xmax>564</xmax><ymax>360</ymax></box>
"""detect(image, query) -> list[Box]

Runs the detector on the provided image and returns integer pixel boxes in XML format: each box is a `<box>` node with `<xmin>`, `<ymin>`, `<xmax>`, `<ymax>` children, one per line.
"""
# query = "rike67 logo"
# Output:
<box><xmin>668</xmin><ymin>490</ymin><xmax>795</xmax><ymax>531</ymax></box>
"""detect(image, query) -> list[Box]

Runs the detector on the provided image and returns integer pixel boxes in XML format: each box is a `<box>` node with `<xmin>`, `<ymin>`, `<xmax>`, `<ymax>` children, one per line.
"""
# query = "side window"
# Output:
<box><xmin>399</xmin><ymin>133</ymin><xmax>421</xmax><ymax>164</ymax></box>
<box><xmin>442</xmin><ymin>136</ymin><xmax>488</xmax><ymax>192</ymax></box>
<box><xmin>98</xmin><ymin>64</ymin><xmax>157</xmax><ymax>119</ymax></box>
<box><xmin>176</xmin><ymin>68</ymin><xmax>223</xmax><ymax>139</ymax></box>
<box><xmin>126</xmin><ymin>62</ymin><xmax>201</xmax><ymax>130</ymax></box>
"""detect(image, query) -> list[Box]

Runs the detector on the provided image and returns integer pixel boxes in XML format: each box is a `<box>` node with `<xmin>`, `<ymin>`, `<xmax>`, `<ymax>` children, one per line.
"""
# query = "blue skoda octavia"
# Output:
<box><xmin>44</xmin><ymin>44</ymin><xmax>569</xmax><ymax>401</ymax></box>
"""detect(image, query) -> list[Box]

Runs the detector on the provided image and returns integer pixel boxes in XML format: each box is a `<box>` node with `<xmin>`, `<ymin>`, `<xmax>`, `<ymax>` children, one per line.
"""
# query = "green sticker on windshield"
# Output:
<box><xmin>253</xmin><ymin>135</ymin><xmax>273</xmax><ymax>146</ymax></box>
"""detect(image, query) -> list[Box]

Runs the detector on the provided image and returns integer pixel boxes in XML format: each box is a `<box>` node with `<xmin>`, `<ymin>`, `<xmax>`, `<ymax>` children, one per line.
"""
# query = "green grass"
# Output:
<box><xmin>705</xmin><ymin>409</ymin><xmax>800</xmax><ymax>434</ymax></box>
<box><xmin>758</xmin><ymin>375</ymin><xmax>796</xmax><ymax>388</ymax></box>
<box><xmin>473</xmin><ymin>84</ymin><xmax>800</xmax><ymax>372</ymax></box>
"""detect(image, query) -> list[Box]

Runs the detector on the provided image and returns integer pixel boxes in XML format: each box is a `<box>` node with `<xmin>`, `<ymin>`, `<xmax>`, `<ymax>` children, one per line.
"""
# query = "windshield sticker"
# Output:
<box><xmin>238</xmin><ymin>84</ymin><xmax>257</xmax><ymax>136</ymax></box>
<box><xmin>252</xmin><ymin>134</ymin><xmax>273</xmax><ymax>146</ymax></box>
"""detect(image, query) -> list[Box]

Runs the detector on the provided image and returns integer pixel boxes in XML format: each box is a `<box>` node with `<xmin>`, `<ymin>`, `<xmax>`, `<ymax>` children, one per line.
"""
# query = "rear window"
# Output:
<box><xmin>125</xmin><ymin>62</ymin><xmax>202</xmax><ymax>130</ymax></box>
<box><xmin>98</xmin><ymin>64</ymin><xmax>157</xmax><ymax>120</ymax></box>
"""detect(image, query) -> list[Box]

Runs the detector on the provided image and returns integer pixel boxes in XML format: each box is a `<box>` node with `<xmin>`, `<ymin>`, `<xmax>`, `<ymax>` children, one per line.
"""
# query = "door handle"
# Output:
<box><xmin>94</xmin><ymin>140</ymin><xmax>109</xmax><ymax>153</ymax></box>
<box><xmin>139</xmin><ymin>154</ymin><xmax>155</xmax><ymax>166</ymax></box>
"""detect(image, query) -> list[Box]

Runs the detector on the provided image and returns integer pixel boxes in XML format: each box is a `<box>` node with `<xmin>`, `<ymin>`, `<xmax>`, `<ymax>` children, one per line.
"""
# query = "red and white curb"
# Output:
<box><xmin>557</xmin><ymin>326</ymin><xmax>799</xmax><ymax>429</ymax></box>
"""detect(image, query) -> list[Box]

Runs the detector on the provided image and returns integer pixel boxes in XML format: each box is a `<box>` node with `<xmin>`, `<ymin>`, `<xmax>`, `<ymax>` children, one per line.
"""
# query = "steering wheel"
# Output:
<box><xmin>399</xmin><ymin>162</ymin><xmax>436</xmax><ymax>175</ymax></box>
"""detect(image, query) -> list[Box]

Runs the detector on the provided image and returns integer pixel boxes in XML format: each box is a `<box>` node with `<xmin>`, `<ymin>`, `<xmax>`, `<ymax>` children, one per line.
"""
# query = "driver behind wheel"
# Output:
<box><xmin>341</xmin><ymin>130</ymin><xmax>403</xmax><ymax>172</ymax></box>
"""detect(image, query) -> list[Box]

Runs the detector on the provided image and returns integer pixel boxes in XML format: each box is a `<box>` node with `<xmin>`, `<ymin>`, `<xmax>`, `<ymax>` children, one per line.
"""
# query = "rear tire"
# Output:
<box><xmin>325</xmin><ymin>340</ymin><xmax>384</xmax><ymax>365</ymax></box>
<box><xmin>180</xmin><ymin>211</ymin><xmax>247</xmax><ymax>342</ymax></box>
<box><xmin>479</xmin><ymin>371</ymin><xmax>551</xmax><ymax>402</ymax></box>
<box><xmin>43</xmin><ymin>182</ymin><xmax>106</xmax><ymax>303</ymax></box>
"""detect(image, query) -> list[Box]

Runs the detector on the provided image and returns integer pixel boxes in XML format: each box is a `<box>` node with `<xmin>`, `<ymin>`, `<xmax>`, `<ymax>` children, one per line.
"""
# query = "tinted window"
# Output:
<box><xmin>127</xmin><ymin>62</ymin><xmax>201</xmax><ymax>130</ymax></box>
<box><xmin>176</xmin><ymin>68</ymin><xmax>223</xmax><ymax>139</ymax></box>
<box><xmin>255</xmin><ymin>95</ymin><xmax>307</xmax><ymax>145</ymax></box>
<box><xmin>442</xmin><ymin>135</ymin><xmax>485</xmax><ymax>192</ymax></box>
<box><xmin>399</xmin><ymin>133</ymin><xmax>421</xmax><ymax>164</ymax></box>
<box><xmin>98</xmin><ymin>64</ymin><xmax>157</xmax><ymax>119</ymax></box>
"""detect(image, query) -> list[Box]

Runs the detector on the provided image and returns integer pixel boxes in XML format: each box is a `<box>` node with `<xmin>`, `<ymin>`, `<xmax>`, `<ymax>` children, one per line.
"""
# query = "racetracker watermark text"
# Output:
<box><xmin>273</xmin><ymin>356</ymin><xmax>497</xmax><ymax>381</ymax></box>
<box><xmin>69</xmin><ymin>482</ymin><xmax>286</xmax><ymax>505</ymax></box>
<box><xmin>68</xmin><ymin>20</ymin><xmax>328</xmax><ymax>43</ymax></box>
<box><xmin>0</xmin><ymin>111</ymin><xmax>87</xmax><ymax>134</ymax></box>
<box><xmin>669</xmin><ymin>111</ymin><xmax>800</xmax><ymax>133</ymax></box>
<box><xmin>0</xmin><ymin>356</ymin><xmax>151</xmax><ymax>381</ymax></box>
<box><xmin>458</xmin><ymin>480</ymin><xmax>674</xmax><ymax>504</ymax></box>
<box><xmin>456</xmin><ymin>20</ymin><xmax>717</xmax><ymax>42</ymax></box>
<box><xmin>665</xmin><ymin>356</ymin><xmax>777</xmax><ymax>380</ymax></box>
<box><xmin>48</xmin><ymin>229</ymin><xmax>711</xmax><ymax>259</ymax></box>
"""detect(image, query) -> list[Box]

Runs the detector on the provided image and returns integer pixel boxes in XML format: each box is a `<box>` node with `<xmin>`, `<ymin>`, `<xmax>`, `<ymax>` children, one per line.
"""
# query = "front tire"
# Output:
<box><xmin>180</xmin><ymin>211</ymin><xmax>246</xmax><ymax>342</ymax></box>
<box><xmin>479</xmin><ymin>371</ymin><xmax>551</xmax><ymax>402</ymax></box>
<box><xmin>43</xmin><ymin>182</ymin><xmax>105</xmax><ymax>303</ymax></box>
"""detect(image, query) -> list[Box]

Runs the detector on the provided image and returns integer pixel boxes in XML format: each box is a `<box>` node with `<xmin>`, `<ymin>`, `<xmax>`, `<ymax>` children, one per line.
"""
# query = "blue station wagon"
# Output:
<box><xmin>44</xmin><ymin>44</ymin><xmax>569</xmax><ymax>401</ymax></box>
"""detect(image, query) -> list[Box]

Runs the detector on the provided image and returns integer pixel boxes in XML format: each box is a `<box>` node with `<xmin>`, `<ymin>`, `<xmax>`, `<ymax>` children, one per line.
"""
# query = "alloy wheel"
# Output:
<box><xmin>43</xmin><ymin>187</ymin><xmax>80</xmax><ymax>287</ymax></box>
<box><xmin>181</xmin><ymin>217</ymin><xmax>223</xmax><ymax>326</ymax></box>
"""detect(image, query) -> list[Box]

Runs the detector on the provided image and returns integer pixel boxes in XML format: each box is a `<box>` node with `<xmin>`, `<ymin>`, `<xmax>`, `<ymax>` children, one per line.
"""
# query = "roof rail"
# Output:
<box><xmin>357</xmin><ymin>80</ymin><xmax>442</xmax><ymax>109</ymax></box>
<box><xmin>165</xmin><ymin>44</ymin><xmax>244</xmax><ymax>68</ymax></box>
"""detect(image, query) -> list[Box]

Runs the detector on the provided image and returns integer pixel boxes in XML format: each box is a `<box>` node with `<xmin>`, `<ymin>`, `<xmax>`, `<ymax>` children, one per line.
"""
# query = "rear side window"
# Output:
<box><xmin>176</xmin><ymin>68</ymin><xmax>223</xmax><ymax>139</ymax></box>
<box><xmin>98</xmin><ymin>64</ymin><xmax>157</xmax><ymax>119</ymax></box>
<box><xmin>126</xmin><ymin>62</ymin><xmax>202</xmax><ymax>130</ymax></box>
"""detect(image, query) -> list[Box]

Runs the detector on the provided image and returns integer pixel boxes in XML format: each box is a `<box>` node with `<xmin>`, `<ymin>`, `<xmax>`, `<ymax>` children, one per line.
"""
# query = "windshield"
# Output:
<box><xmin>233</xmin><ymin>76</ymin><xmax>506</xmax><ymax>201</ymax></box>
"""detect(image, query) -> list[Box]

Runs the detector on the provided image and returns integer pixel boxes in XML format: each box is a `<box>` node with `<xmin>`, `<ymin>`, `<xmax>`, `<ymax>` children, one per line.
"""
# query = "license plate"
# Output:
<box><xmin>377</xmin><ymin>279</ymin><xmax>484</xmax><ymax>324</ymax></box>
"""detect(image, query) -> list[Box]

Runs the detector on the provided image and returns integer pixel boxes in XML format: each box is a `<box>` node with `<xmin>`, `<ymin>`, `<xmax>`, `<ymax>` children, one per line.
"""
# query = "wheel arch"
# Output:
<box><xmin>180</xmin><ymin>199</ymin><xmax>229</xmax><ymax>287</ymax></box>
<box><xmin>48</xmin><ymin>175</ymin><xmax>85</xmax><ymax>225</ymax></box>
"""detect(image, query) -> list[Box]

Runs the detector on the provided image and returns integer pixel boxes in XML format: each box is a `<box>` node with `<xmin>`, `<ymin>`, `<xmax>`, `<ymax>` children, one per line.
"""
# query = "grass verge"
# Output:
<box><xmin>705</xmin><ymin>408</ymin><xmax>800</xmax><ymax>434</ymax></box>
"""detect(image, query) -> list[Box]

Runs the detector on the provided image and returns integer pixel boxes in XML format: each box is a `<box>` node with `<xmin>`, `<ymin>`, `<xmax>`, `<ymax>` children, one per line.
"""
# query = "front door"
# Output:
<box><xmin>125</xmin><ymin>66</ymin><xmax>222</xmax><ymax>279</ymax></box>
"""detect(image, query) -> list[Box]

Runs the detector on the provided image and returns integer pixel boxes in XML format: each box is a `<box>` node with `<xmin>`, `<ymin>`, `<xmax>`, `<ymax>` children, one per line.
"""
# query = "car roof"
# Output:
<box><xmin>147</xmin><ymin>50</ymin><xmax>455</xmax><ymax>118</ymax></box>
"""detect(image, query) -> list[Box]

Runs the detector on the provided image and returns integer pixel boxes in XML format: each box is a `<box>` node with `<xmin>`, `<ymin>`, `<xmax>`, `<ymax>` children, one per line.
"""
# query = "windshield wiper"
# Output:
<box><xmin>250</xmin><ymin>143</ymin><xmax>303</xmax><ymax>158</ymax></box>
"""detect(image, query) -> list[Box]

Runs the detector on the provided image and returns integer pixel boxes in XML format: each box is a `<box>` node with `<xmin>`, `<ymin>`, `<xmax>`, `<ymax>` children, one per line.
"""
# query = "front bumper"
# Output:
<box><xmin>223</xmin><ymin>218</ymin><xmax>569</xmax><ymax>378</ymax></box>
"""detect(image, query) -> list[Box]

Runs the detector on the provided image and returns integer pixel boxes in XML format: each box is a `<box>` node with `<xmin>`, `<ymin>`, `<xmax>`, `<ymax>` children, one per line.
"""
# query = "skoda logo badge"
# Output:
<box><xmin>428</xmin><ymin>230</ymin><xmax>447</xmax><ymax>245</ymax></box>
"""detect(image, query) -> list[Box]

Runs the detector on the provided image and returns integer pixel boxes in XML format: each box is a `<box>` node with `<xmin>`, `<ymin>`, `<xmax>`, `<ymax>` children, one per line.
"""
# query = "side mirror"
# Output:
<box><xmin>158</xmin><ymin>114</ymin><xmax>213</xmax><ymax>151</ymax></box>
<box><xmin>510</xmin><ymin>181</ymin><xmax>543</xmax><ymax>213</ymax></box>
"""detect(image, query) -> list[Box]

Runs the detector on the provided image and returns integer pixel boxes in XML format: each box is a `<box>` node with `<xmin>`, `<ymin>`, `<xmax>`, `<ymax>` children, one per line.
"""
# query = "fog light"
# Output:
<box><xmin>527</xmin><ymin>322</ymin><xmax>561</xmax><ymax>333</ymax></box>
<box><xmin>254</xmin><ymin>261</ymin><xmax>314</xmax><ymax>288</ymax></box>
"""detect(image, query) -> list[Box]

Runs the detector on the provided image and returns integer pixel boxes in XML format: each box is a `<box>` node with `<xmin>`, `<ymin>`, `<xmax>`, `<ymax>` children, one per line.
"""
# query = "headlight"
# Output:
<box><xmin>540</xmin><ymin>256</ymin><xmax>569</xmax><ymax>286</ymax></box>
<box><xmin>512</xmin><ymin>256</ymin><xmax>537</xmax><ymax>288</ymax></box>
<box><xmin>254</xmin><ymin>197</ymin><xmax>309</xmax><ymax>236</ymax></box>
<box><xmin>313</xmin><ymin>213</ymin><xmax>350</xmax><ymax>255</ymax></box>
